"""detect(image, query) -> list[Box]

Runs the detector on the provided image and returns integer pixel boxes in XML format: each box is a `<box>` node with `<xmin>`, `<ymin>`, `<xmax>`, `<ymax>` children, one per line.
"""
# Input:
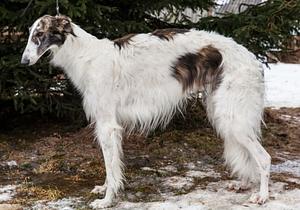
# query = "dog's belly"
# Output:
<box><xmin>116</xmin><ymin>79</ymin><xmax>186</xmax><ymax>132</ymax></box>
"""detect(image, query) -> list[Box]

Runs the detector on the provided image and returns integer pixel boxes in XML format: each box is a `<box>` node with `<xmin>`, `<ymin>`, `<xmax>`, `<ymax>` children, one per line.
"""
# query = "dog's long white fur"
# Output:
<box><xmin>26</xmin><ymin>20</ymin><xmax>271</xmax><ymax>208</ymax></box>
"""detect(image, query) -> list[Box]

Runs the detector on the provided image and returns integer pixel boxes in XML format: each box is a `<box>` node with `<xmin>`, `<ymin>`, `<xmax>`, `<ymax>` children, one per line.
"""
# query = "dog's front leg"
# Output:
<box><xmin>90</xmin><ymin>122</ymin><xmax>124</xmax><ymax>209</ymax></box>
<box><xmin>91</xmin><ymin>178</ymin><xmax>107</xmax><ymax>195</ymax></box>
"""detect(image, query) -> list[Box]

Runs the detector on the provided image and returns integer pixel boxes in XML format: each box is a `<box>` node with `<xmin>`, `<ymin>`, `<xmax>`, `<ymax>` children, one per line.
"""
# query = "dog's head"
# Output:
<box><xmin>21</xmin><ymin>15</ymin><xmax>74</xmax><ymax>66</ymax></box>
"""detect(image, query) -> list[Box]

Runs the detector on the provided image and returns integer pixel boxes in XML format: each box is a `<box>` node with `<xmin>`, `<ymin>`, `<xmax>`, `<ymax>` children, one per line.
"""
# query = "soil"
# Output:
<box><xmin>0</xmin><ymin>104</ymin><xmax>299</xmax><ymax>209</ymax></box>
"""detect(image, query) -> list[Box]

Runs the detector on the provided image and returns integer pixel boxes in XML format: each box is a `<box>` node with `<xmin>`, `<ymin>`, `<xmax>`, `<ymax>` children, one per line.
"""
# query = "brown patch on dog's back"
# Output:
<box><xmin>114</xmin><ymin>33</ymin><xmax>136</xmax><ymax>49</ymax></box>
<box><xmin>152</xmin><ymin>28</ymin><xmax>189</xmax><ymax>40</ymax></box>
<box><xmin>172</xmin><ymin>45</ymin><xmax>223</xmax><ymax>92</ymax></box>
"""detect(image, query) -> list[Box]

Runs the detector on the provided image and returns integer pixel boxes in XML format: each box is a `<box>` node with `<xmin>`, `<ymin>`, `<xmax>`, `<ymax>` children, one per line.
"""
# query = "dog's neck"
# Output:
<box><xmin>71</xmin><ymin>23</ymin><xmax>96</xmax><ymax>39</ymax></box>
<box><xmin>50</xmin><ymin>23</ymin><xmax>112</xmax><ymax>92</ymax></box>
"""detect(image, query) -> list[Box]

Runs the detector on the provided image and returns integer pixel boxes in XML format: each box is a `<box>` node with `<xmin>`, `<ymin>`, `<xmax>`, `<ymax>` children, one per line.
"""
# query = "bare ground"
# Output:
<box><xmin>0</xmin><ymin>103</ymin><xmax>299</xmax><ymax>209</ymax></box>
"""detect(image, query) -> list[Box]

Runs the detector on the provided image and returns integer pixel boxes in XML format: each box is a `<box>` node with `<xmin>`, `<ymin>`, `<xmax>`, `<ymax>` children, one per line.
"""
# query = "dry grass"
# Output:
<box><xmin>15</xmin><ymin>184</ymin><xmax>64</xmax><ymax>205</ymax></box>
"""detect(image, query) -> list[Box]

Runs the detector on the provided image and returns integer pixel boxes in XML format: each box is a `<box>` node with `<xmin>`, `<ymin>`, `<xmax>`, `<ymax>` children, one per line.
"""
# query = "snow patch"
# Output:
<box><xmin>265</xmin><ymin>63</ymin><xmax>300</xmax><ymax>108</ymax></box>
<box><xmin>1</xmin><ymin>160</ymin><xmax>18</xmax><ymax>168</ymax></box>
<box><xmin>114</xmin><ymin>181</ymin><xmax>300</xmax><ymax>210</ymax></box>
<box><xmin>159</xmin><ymin>165</ymin><xmax>178</xmax><ymax>173</ymax></box>
<box><xmin>29</xmin><ymin>197</ymin><xmax>83</xmax><ymax>210</ymax></box>
<box><xmin>279</xmin><ymin>114</ymin><xmax>300</xmax><ymax>124</ymax></box>
<box><xmin>271</xmin><ymin>159</ymin><xmax>300</xmax><ymax>177</ymax></box>
<box><xmin>185</xmin><ymin>162</ymin><xmax>197</xmax><ymax>170</ymax></box>
<box><xmin>186</xmin><ymin>170</ymin><xmax>220</xmax><ymax>178</ymax></box>
<box><xmin>183</xmin><ymin>162</ymin><xmax>220</xmax><ymax>178</ymax></box>
<box><xmin>141</xmin><ymin>167</ymin><xmax>166</xmax><ymax>174</ymax></box>
<box><xmin>0</xmin><ymin>185</ymin><xmax>17</xmax><ymax>202</ymax></box>
<box><xmin>287</xmin><ymin>178</ymin><xmax>300</xmax><ymax>185</ymax></box>
<box><xmin>141</xmin><ymin>165</ymin><xmax>178</xmax><ymax>174</ymax></box>
<box><xmin>162</xmin><ymin>176</ymin><xmax>194</xmax><ymax>189</ymax></box>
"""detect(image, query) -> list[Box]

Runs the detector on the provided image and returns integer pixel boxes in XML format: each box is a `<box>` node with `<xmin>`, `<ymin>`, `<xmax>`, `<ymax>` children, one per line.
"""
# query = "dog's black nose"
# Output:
<box><xmin>21</xmin><ymin>58</ymin><xmax>30</xmax><ymax>65</ymax></box>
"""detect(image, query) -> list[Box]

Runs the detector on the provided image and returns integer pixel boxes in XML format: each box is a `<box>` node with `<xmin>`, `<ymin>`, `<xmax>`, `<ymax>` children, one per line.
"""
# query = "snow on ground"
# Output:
<box><xmin>159</xmin><ymin>165</ymin><xmax>178</xmax><ymax>173</ymax></box>
<box><xmin>24</xmin><ymin>162</ymin><xmax>297</xmax><ymax>210</ymax></box>
<box><xmin>28</xmin><ymin>197</ymin><xmax>83</xmax><ymax>210</ymax></box>
<box><xmin>185</xmin><ymin>169</ymin><xmax>220</xmax><ymax>178</ymax></box>
<box><xmin>271</xmin><ymin>159</ymin><xmax>300</xmax><ymax>177</ymax></box>
<box><xmin>264</xmin><ymin>63</ymin><xmax>300</xmax><ymax>108</ymax></box>
<box><xmin>18</xmin><ymin>177</ymin><xmax>300</xmax><ymax>210</ymax></box>
<box><xmin>114</xmin><ymin>181</ymin><xmax>300</xmax><ymax>210</ymax></box>
<box><xmin>0</xmin><ymin>185</ymin><xmax>83</xmax><ymax>210</ymax></box>
<box><xmin>162</xmin><ymin>176</ymin><xmax>194</xmax><ymax>190</ymax></box>
<box><xmin>278</xmin><ymin>114</ymin><xmax>300</xmax><ymax>124</ymax></box>
<box><xmin>0</xmin><ymin>185</ymin><xmax>17</xmax><ymax>202</ymax></box>
<box><xmin>0</xmin><ymin>160</ymin><xmax>18</xmax><ymax>168</ymax></box>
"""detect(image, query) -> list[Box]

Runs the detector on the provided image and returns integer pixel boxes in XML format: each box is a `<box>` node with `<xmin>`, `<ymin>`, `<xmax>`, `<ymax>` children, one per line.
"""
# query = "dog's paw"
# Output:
<box><xmin>249</xmin><ymin>192</ymin><xmax>268</xmax><ymax>205</ymax></box>
<box><xmin>89</xmin><ymin>198</ymin><xmax>114</xmax><ymax>209</ymax></box>
<box><xmin>227</xmin><ymin>181</ymin><xmax>250</xmax><ymax>192</ymax></box>
<box><xmin>91</xmin><ymin>185</ymin><xmax>107</xmax><ymax>195</ymax></box>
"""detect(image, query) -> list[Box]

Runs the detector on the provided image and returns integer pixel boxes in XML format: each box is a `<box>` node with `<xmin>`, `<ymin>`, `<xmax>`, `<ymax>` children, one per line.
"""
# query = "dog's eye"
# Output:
<box><xmin>36</xmin><ymin>32</ymin><xmax>43</xmax><ymax>37</ymax></box>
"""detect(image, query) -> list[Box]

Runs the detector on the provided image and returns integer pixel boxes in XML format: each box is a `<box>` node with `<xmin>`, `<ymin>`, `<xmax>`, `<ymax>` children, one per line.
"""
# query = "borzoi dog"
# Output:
<box><xmin>21</xmin><ymin>15</ymin><xmax>271</xmax><ymax>209</ymax></box>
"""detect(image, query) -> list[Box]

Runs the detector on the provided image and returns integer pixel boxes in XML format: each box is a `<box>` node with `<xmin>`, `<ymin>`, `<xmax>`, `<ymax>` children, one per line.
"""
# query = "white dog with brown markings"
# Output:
<box><xmin>21</xmin><ymin>15</ymin><xmax>271</xmax><ymax>209</ymax></box>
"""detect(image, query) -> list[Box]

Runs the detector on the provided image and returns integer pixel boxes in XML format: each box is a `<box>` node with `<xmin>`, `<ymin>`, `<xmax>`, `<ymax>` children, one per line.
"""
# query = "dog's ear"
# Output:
<box><xmin>55</xmin><ymin>15</ymin><xmax>73</xmax><ymax>34</ymax></box>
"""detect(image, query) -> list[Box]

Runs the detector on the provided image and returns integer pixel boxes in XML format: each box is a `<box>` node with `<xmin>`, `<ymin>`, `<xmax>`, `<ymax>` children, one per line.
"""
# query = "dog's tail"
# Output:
<box><xmin>205</xmin><ymin>49</ymin><xmax>268</xmax><ymax>183</ymax></box>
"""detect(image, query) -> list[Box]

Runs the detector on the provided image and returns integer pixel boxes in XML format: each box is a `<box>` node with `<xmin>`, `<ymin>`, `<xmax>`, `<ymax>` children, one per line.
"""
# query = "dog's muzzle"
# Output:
<box><xmin>21</xmin><ymin>57</ymin><xmax>30</xmax><ymax>65</ymax></box>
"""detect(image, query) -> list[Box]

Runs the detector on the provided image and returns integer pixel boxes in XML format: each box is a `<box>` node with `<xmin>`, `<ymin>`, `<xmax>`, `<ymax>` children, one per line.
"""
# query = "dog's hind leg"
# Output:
<box><xmin>224</xmin><ymin>126</ymin><xmax>270</xmax><ymax>204</ymax></box>
<box><xmin>212</xmin><ymin>104</ymin><xmax>270</xmax><ymax>204</ymax></box>
<box><xmin>244</xmin><ymin>139</ymin><xmax>271</xmax><ymax>204</ymax></box>
<box><xmin>205</xmin><ymin>69</ymin><xmax>271</xmax><ymax>204</ymax></box>
<box><xmin>90</xmin><ymin>122</ymin><xmax>124</xmax><ymax>209</ymax></box>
